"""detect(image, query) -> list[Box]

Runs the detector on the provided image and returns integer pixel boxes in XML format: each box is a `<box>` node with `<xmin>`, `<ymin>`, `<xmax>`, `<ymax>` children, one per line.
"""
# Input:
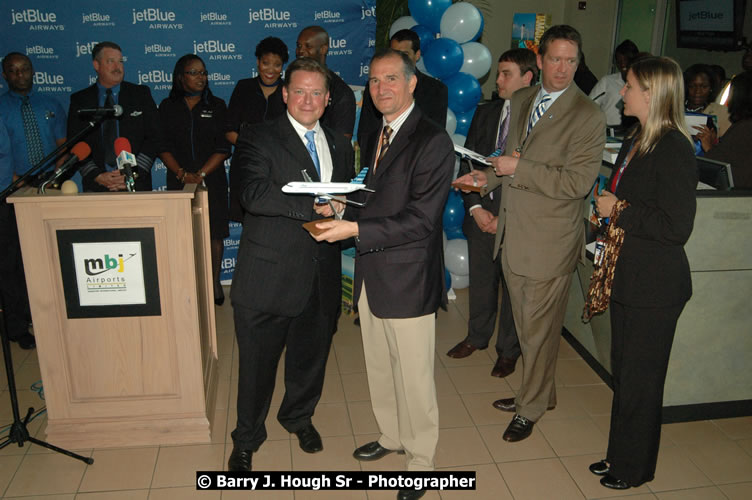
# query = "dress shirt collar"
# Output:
<box><xmin>536</xmin><ymin>84</ymin><xmax>569</xmax><ymax>107</ymax></box>
<box><xmin>287</xmin><ymin>111</ymin><xmax>323</xmax><ymax>143</ymax></box>
<box><xmin>381</xmin><ymin>100</ymin><xmax>416</xmax><ymax>143</ymax></box>
<box><xmin>6</xmin><ymin>89</ymin><xmax>34</xmax><ymax>102</ymax></box>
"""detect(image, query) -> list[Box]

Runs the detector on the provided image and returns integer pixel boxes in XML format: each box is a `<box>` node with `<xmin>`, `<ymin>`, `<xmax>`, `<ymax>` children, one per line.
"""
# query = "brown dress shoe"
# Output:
<box><xmin>446</xmin><ymin>341</ymin><xmax>479</xmax><ymax>358</ymax></box>
<box><xmin>491</xmin><ymin>356</ymin><xmax>517</xmax><ymax>377</ymax></box>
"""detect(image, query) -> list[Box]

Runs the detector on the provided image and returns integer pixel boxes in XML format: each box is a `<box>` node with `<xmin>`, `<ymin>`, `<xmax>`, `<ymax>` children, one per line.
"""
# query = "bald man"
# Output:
<box><xmin>296</xmin><ymin>26</ymin><xmax>356</xmax><ymax>138</ymax></box>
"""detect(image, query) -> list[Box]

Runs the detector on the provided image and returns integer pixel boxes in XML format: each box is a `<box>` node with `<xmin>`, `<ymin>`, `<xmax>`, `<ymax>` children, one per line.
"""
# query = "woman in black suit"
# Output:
<box><xmin>591</xmin><ymin>56</ymin><xmax>698</xmax><ymax>490</ymax></box>
<box><xmin>159</xmin><ymin>54</ymin><xmax>231</xmax><ymax>305</ymax></box>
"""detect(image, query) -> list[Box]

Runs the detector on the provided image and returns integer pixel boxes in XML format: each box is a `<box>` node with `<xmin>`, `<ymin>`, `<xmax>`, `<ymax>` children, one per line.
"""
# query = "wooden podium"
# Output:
<box><xmin>8</xmin><ymin>185</ymin><xmax>218</xmax><ymax>448</ymax></box>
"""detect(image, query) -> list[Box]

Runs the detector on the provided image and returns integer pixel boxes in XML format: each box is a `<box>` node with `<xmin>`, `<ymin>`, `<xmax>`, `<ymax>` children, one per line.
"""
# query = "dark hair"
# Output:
<box><xmin>614</xmin><ymin>39</ymin><xmax>639</xmax><ymax>60</ymax></box>
<box><xmin>728</xmin><ymin>71</ymin><xmax>752</xmax><ymax>123</ymax></box>
<box><xmin>539</xmin><ymin>25</ymin><xmax>582</xmax><ymax>62</ymax></box>
<box><xmin>284</xmin><ymin>57</ymin><xmax>331</xmax><ymax>90</ymax></box>
<box><xmin>169</xmin><ymin>54</ymin><xmax>213</xmax><ymax>101</ymax></box>
<box><xmin>255</xmin><ymin>36</ymin><xmax>289</xmax><ymax>64</ymax></box>
<box><xmin>92</xmin><ymin>41</ymin><xmax>122</xmax><ymax>61</ymax></box>
<box><xmin>684</xmin><ymin>63</ymin><xmax>718</xmax><ymax>104</ymax></box>
<box><xmin>390</xmin><ymin>29</ymin><xmax>420</xmax><ymax>53</ymax></box>
<box><xmin>1</xmin><ymin>52</ymin><xmax>30</xmax><ymax>73</ymax></box>
<box><xmin>499</xmin><ymin>48</ymin><xmax>539</xmax><ymax>83</ymax></box>
<box><xmin>370</xmin><ymin>48</ymin><xmax>416</xmax><ymax>81</ymax></box>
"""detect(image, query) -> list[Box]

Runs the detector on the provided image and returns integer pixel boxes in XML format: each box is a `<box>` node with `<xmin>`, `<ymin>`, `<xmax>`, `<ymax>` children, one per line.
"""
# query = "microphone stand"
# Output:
<box><xmin>0</xmin><ymin>117</ymin><xmax>104</xmax><ymax>200</ymax></box>
<box><xmin>0</xmin><ymin>140</ymin><xmax>95</xmax><ymax>465</ymax></box>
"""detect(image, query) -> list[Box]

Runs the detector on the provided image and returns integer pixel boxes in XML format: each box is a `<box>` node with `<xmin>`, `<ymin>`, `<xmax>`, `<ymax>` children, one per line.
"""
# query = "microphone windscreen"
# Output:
<box><xmin>71</xmin><ymin>141</ymin><xmax>92</xmax><ymax>161</ymax></box>
<box><xmin>60</xmin><ymin>180</ymin><xmax>79</xmax><ymax>194</ymax></box>
<box><xmin>114</xmin><ymin>137</ymin><xmax>132</xmax><ymax>156</ymax></box>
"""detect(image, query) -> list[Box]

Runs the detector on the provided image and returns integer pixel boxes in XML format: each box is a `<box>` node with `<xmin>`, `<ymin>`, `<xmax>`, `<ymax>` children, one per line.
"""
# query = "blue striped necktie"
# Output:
<box><xmin>304</xmin><ymin>130</ymin><xmax>321</xmax><ymax>178</ymax></box>
<box><xmin>527</xmin><ymin>93</ymin><xmax>551</xmax><ymax>133</ymax></box>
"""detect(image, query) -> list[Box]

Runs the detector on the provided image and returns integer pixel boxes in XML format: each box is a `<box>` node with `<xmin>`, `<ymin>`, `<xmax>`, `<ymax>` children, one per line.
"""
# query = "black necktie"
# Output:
<box><xmin>102</xmin><ymin>89</ymin><xmax>117</xmax><ymax>166</ymax></box>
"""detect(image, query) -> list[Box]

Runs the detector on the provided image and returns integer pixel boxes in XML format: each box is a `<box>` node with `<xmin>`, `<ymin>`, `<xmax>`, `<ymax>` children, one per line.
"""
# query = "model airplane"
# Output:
<box><xmin>282</xmin><ymin>171</ymin><xmax>374</xmax><ymax>208</ymax></box>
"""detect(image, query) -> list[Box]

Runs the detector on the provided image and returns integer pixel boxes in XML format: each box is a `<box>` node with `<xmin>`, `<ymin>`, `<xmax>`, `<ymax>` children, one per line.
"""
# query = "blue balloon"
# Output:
<box><xmin>445</xmin><ymin>225</ymin><xmax>466</xmax><ymax>240</ymax></box>
<box><xmin>444</xmin><ymin>267</ymin><xmax>452</xmax><ymax>291</ymax></box>
<box><xmin>444</xmin><ymin>72</ymin><xmax>482</xmax><ymax>114</ymax></box>
<box><xmin>454</xmin><ymin>108</ymin><xmax>476</xmax><ymax>136</ymax></box>
<box><xmin>409</xmin><ymin>0</ymin><xmax>452</xmax><ymax>33</ymax></box>
<box><xmin>422</xmin><ymin>38</ymin><xmax>463</xmax><ymax>80</ymax></box>
<box><xmin>443</xmin><ymin>189</ymin><xmax>465</xmax><ymax>230</ymax></box>
<box><xmin>410</xmin><ymin>25</ymin><xmax>435</xmax><ymax>52</ymax></box>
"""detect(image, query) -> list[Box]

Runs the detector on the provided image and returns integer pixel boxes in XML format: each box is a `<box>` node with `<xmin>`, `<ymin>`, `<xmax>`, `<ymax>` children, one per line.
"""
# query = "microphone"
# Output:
<box><xmin>115</xmin><ymin>137</ymin><xmax>137</xmax><ymax>192</ymax></box>
<box><xmin>77</xmin><ymin>105</ymin><xmax>124</xmax><ymax>119</ymax></box>
<box><xmin>39</xmin><ymin>142</ymin><xmax>92</xmax><ymax>194</ymax></box>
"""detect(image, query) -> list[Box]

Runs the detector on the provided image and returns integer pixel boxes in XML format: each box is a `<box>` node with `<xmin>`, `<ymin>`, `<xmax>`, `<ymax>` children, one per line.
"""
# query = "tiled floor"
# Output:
<box><xmin>1</xmin><ymin>287</ymin><xmax>751</xmax><ymax>499</ymax></box>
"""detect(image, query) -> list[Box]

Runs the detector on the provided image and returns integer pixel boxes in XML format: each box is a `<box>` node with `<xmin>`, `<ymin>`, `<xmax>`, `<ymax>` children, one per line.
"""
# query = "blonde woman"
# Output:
<box><xmin>591</xmin><ymin>56</ymin><xmax>698</xmax><ymax>490</ymax></box>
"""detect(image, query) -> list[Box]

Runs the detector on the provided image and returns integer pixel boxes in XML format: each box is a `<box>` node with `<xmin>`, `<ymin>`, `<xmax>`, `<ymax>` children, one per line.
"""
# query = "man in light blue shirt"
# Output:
<box><xmin>0</xmin><ymin>52</ymin><xmax>67</xmax><ymax>180</ymax></box>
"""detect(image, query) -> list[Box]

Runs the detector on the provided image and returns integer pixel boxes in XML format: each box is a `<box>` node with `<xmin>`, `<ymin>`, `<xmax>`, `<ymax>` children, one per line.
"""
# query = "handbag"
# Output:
<box><xmin>582</xmin><ymin>199</ymin><xmax>630</xmax><ymax>322</ymax></box>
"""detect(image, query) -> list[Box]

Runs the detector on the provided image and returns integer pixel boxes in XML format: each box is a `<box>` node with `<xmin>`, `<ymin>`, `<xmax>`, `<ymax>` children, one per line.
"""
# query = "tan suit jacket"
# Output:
<box><xmin>483</xmin><ymin>84</ymin><xmax>606</xmax><ymax>280</ymax></box>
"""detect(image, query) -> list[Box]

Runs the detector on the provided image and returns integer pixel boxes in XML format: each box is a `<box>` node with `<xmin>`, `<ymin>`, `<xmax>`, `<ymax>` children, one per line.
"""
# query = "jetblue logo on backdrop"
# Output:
<box><xmin>359</xmin><ymin>62</ymin><xmax>369</xmax><ymax>78</ymax></box>
<box><xmin>208</xmin><ymin>72</ymin><xmax>233</xmax><ymax>86</ymax></box>
<box><xmin>248</xmin><ymin>8</ymin><xmax>297</xmax><ymax>28</ymax></box>
<box><xmin>193</xmin><ymin>40</ymin><xmax>242</xmax><ymax>61</ymax></box>
<box><xmin>137</xmin><ymin>69</ymin><xmax>172</xmax><ymax>91</ymax></box>
<box><xmin>361</xmin><ymin>6</ymin><xmax>376</xmax><ymax>20</ymax></box>
<box><xmin>26</xmin><ymin>45</ymin><xmax>58</xmax><ymax>59</ymax></box>
<box><xmin>34</xmin><ymin>71</ymin><xmax>71</xmax><ymax>92</ymax></box>
<box><xmin>75</xmin><ymin>41</ymin><xmax>98</xmax><ymax>58</ymax></box>
<box><xmin>145</xmin><ymin>44</ymin><xmax>174</xmax><ymax>57</ymax></box>
<box><xmin>132</xmin><ymin>8</ymin><xmax>183</xmax><ymax>30</ymax></box>
<box><xmin>82</xmin><ymin>12</ymin><xmax>114</xmax><ymax>26</ymax></box>
<box><xmin>368</xmin><ymin>38</ymin><xmax>376</xmax><ymax>48</ymax></box>
<box><xmin>200</xmin><ymin>12</ymin><xmax>231</xmax><ymax>26</ymax></box>
<box><xmin>11</xmin><ymin>9</ymin><xmax>64</xmax><ymax>30</ymax></box>
<box><xmin>328</xmin><ymin>39</ymin><xmax>351</xmax><ymax>56</ymax></box>
<box><xmin>314</xmin><ymin>10</ymin><xmax>343</xmax><ymax>23</ymax></box>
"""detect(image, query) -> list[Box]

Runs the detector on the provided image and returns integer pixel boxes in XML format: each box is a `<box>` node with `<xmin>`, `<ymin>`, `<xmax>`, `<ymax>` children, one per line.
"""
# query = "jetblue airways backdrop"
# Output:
<box><xmin>1</xmin><ymin>0</ymin><xmax>376</xmax><ymax>282</ymax></box>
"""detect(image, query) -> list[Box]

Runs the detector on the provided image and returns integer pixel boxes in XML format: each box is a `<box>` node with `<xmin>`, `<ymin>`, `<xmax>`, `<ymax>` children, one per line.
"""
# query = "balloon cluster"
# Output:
<box><xmin>391</xmin><ymin>1</ymin><xmax>491</xmax><ymax>148</ymax></box>
<box><xmin>442</xmin><ymin>190</ymin><xmax>470</xmax><ymax>290</ymax></box>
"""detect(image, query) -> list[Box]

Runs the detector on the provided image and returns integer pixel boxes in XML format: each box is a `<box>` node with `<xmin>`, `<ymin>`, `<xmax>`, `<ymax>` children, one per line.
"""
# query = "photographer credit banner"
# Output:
<box><xmin>1</xmin><ymin>0</ymin><xmax>376</xmax><ymax>282</ymax></box>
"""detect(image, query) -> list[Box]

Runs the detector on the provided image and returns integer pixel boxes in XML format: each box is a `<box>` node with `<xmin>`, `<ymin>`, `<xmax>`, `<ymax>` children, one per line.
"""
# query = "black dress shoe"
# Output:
<box><xmin>492</xmin><ymin>397</ymin><xmax>516</xmax><ymax>412</ymax></box>
<box><xmin>589</xmin><ymin>459</ymin><xmax>610</xmax><ymax>476</ymax></box>
<box><xmin>11</xmin><ymin>334</ymin><xmax>36</xmax><ymax>350</ymax></box>
<box><xmin>600</xmin><ymin>474</ymin><xmax>630</xmax><ymax>490</ymax></box>
<box><xmin>503</xmin><ymin>414</ymin><xmax>535</xmax><ymax>442</ymax></box>
<box><xmin>492</xmin><ymin>398</ymin><xmax>555</xmax><ymax>413</ymax></box>
<box><xmin>295</xmin><ymin>424</ymin><xmax>323</xmax><ymax>453</ymax></box>
<box><xmin>352</xmin><ymin>441</ymin><xmax>404</xmax><ymax>461</ymax></box>
<box><xmin>446</xmin><ymin>340</ymin><xmax>479</xmax><ymax>359</ymax></box>
<box><xmin>491</xmin><ymin>356</ymin><xmax>517</xmax><ymax>377</ymax></box>
<box><xmin>397</xmin><ymin>488</ymin><xmax>426</xmax><ymax>500</ymax></box>
<box><xmin>214</xmin><ymin>283</ymin><xmax>225</xmax><ymax>306</ymax></box>
<box><xmin>228</xmin><ymin>447</ymin><xmax>253</xmax><ymax>471</ymax></box>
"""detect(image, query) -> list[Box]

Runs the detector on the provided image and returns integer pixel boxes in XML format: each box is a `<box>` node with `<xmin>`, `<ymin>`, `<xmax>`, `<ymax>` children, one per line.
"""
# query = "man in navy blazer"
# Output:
<box><xmin>67</xmin><ymin>41</ymin><xmax>160</xmax><ymax>192</ymax></box>
<box><xmin>315</xmin><ymin>49</ymin><xmax>453</xmax><ymax>500</ymax></box>
<box><xmin>227</xmin><ymin>58</ymin><xmax>354</xmax><ymax>472</ymax></box>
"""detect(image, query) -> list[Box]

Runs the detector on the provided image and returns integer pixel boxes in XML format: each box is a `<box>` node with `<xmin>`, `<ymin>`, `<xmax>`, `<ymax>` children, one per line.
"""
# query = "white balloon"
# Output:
<box><xmin>445</xmin><ymin>109</ymin><xmax>457</xmax><ymax>135</ymax></box>
<box><xmin>451</xmin><ymin>133</ymin><xmax>466</xmax><ymax>147</ymax></box>
<box><xmin>459</xmin><ymin>42</ymin><xmax>492</xmax><ymax>79</ymax></box>
<box><xmin>440</xmin><ymin>3</ymin><xmax>483</xmax><ymax>44</ymax></box>
<box><xmin>390</xmin><ymin>16</ymin><xmax>417</xmax><ymax>39</ymax></box>
<box><xmin>445</xmin><ymin>239</ymin><xmax>469</xmax><ymax>275</ymax></box>
<box><xmin>443</xmin><ymin>230</ymin><xmax>448</xmax><ymax>250</ymax></box>
<box><xmin>450</xmin><ymin>272</ymin><xmax>470</xmax><ymax>289</ymax></box>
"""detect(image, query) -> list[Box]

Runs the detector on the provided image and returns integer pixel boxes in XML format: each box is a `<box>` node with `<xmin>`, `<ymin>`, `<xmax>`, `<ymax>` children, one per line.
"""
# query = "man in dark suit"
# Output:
<box><xmin>296</xmin><ymin>26</ymin><xmax>356</xmax><ymax>139</ymax></box>
<box><xmin>357</xmin><ymin>29</ymin><xmax>448</xmax><ymax>147</ymax></box>
<box><xmin>227</xmin><ymin>58</ymin><xmax>354</xmax><ymax>472</ymax></box>
<box><xmin>456</xmin><ymin>25</ymin><xmax>605</xmax><ymax>442</ymax></box>
<box><xmin>315</xmin><ymin>49</ymin><xmax>454</xmax><ymax>500</ymax></box>
<box><xmin>67</xmin><ymin>41</ymin><xmax>160</xmax><ymax>192</ymax></box>
<box><xmin>447</xmin><ymin>49</ymin><xmax>538</xmax><ymax>380</ymax></box>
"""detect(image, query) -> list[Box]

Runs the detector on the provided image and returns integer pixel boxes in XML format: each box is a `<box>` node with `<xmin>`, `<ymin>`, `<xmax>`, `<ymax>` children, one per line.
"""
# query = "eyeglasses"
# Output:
<box><xmin>184</xmin><ymin>70</ymin><xmax>208</xmax><ymax>76</ymax></box>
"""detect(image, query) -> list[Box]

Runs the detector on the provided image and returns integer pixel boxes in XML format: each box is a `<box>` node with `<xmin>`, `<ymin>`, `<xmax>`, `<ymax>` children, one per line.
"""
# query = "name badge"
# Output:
<box><xmin>200</xmin><ymin>110</ymin><xmax>214</xmax><ymax>118</ymax></box>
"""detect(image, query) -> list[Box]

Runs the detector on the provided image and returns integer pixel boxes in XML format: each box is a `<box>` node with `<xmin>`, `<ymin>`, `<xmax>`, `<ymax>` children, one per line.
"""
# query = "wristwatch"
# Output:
<box><xmin>199</xmin><ymin>171</ymin><xmax>206</xmax><ymax>178</ymax></box>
